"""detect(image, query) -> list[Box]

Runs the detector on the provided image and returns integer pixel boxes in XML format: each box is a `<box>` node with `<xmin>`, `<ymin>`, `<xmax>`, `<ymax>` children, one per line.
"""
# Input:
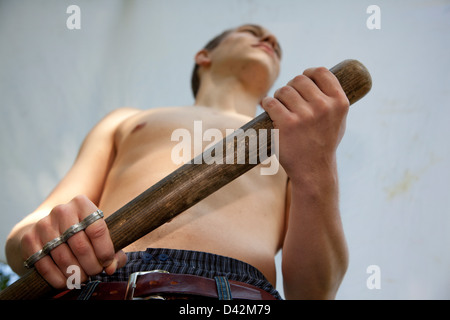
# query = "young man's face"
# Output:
<box><xmin>205</xmin><ymin>24</ymin><xmax>282</xmax><ymax>94</ymax></box>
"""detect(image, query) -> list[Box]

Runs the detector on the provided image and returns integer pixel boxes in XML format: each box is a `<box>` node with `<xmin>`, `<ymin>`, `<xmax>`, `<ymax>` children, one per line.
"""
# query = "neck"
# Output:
<box><xmin>194</xmin><ymin>74</ymin><xmax>262</xmax><ymax>118</ymax></box>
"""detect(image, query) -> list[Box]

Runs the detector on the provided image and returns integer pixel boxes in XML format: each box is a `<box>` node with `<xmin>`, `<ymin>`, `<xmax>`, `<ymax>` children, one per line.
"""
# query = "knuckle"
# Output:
<box><xmin>50</xmin><ymin>204</ymin><xmax>71</xmax><ymax>220</ymax></box>
<box><xmin>303</xmin><ymin>67</ymin><xmax>325</xmax><ymax>76</ymax></box>
<box><xmin>282</xmin><ymin>85</ymin><xmax>297</xmax><ymax>97</ymax></box>
<box><xmin>314</xmin><ymin>96</ymin><xmax>329</xmax><ymax>110</ymax></box>
<box><xmin>98</xmin><ymin>251</ymin><xmax>115</xmax><ymax>266</ymax></box>
<box><xmin>34</xmin><ymin>217</ymin><xmax>53</xmax><ymax>235</ymax></box>
<box><xmin>20</xmin><ymin>232</ymin><xmax>32</xmax><ymax>247</ymax></box>
<box><xmin>71</xmin><ymin>194</ymin><xmax>91</xmax><ymax>208</ymax></box>
<box><xmin>263</xmin><ymin>97</ymin><xmax>279</xmax><ymax>109</ymax></box>
<box><xmin>73</xmin><ymin>194</ymin><xmax>89</xmax><ymax>203</ymax></box>
<box><xmin>284</xmin><ymin>113</ymin><xmax>300</xmax><ymax>128</ymax></box>
<box><xmin>329</xmin><ymin>92</ymin><xmax>350</xmax><ymax>114</ymax></box>
<box><xmin>274</xmin><ymin>86</ymin><xmax>295</xmax><ymax>102</ymax></box>
<box><xmin>20</xmin><ymin>232</ymin><xmax>36</xmax><ymax>255</ymax></box>
<box><xmin>51</xmin><ymin>248</ymin><xmax>72</xmax><ymax>266</ymax></box>
<box><xmin>85</xmin><ymin>221</ymin><xmax>108</xmax><ymax>240</ymax></box>
<box><xmin>337</xmin><ymin>95</ymin><xmax>350</xmax><ymax>110</ymax></box>
<box><xmin>315</xmin><ymin>66</ymin><xmax>329</xmax><ymax>75</ymax></box>
<box><xmin>69</xmin><ymin>235</ymin><xmax>91</xmax><ymax>256</ymax></box>
<box><xmin>291</xmin><ymin>74</ymin><xmax>307</xmax><ymax>86</ymax></box>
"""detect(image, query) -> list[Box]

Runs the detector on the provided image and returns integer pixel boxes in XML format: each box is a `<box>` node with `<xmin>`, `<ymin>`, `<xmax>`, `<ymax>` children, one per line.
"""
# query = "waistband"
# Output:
<box><xmin>54</xmin><ymin>272</ymin><xmax>277</xmax><ymax>300</ymax></box>
<box><xmin>90</xmin><ymin>248</ymin><xmax>282</xmax><ymax>300</ymax></box>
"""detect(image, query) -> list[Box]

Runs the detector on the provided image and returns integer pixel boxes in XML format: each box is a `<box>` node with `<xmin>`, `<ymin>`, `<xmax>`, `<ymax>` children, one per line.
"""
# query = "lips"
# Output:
<box><xmin>252</xmin><ymin>43</ymin><xmax>275</xmax><ymax>58</ymax></box>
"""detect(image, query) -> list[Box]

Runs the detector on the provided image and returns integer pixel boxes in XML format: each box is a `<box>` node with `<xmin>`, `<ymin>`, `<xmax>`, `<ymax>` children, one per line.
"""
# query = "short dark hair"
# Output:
<box><xmin>191</xmin><ymin>28</ymin><xmax>234</xmax><ymax>98</ymax></box>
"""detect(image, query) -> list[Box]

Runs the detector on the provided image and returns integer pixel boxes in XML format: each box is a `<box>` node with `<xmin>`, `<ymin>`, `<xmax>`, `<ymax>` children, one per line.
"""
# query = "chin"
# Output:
<box><xmin>244</xmin><ymin>54</ymin><xmax>279</xmax><ymax>83</ymax></box>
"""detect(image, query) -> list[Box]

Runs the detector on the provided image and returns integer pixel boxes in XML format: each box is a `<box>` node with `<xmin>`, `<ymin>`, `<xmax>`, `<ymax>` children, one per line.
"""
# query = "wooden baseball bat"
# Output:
<box><xmin>0</xmin><ymin>59</ymin><xmax>372</xmax><ymax>300</ymax></box>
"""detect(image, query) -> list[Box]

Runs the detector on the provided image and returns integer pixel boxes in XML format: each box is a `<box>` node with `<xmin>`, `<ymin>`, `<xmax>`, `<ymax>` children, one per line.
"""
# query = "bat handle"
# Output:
<box><xmin>329</xmin><ymin>59</ymin><xmax>372</xmax><ymax>106</ymax></box>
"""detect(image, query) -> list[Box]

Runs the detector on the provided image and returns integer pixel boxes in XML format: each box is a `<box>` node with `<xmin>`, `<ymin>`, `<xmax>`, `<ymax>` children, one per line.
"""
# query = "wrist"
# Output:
<box><xmin>287</xmin><ymin>153</ymin><xmax>338</xmax><ymax>189</ymax></box>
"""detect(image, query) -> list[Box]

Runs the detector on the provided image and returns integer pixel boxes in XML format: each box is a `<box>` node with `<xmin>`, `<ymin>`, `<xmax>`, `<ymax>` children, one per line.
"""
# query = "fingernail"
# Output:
<box><xmin>104</xmin><ymin>258</ymin><xmax>118</xmax><ymax>275</ymax></box>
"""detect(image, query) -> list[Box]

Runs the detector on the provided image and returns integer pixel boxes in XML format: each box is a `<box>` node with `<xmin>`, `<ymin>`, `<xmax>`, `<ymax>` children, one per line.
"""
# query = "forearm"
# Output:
<box><xmin>260</xmin><ymin>65</ymin><xmax>350</xmax><ymax>299</ymax></box>
<box><xmin>282</xmin><ymin>158</ymin><xmax>348</xmax><ymax>300</ymax></box>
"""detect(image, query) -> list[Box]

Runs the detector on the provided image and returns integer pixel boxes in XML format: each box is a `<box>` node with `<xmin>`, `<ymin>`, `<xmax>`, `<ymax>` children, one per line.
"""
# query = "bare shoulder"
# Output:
<box><xmin>75</xmin><ymin>107</ymin><xmax>144</xmax><ymax>153</ymax></box>
<box><xmin>100</xmin><ymin>107</ymin><xmax>143</xmax><ymax>125</ymax></box>
<box><xmin>88</xmin><ymin>107</ymin><xmax>144</xmax><ymax>137</ymax></box>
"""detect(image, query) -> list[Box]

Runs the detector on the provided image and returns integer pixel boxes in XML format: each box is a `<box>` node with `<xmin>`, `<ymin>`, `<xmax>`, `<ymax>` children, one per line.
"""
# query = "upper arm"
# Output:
<box><xmin>29</xmin><ymin>107</ymin><xmax>140</xmax><ymax>219</ymax></box>
<box><xmin>6</xmin><ymin>108</ymin><xmax>140</xmax><ymax>270</ymax></box>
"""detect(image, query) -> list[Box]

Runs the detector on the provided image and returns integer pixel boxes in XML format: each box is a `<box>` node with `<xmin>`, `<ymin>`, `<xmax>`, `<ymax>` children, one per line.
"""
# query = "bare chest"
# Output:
<box><xmin>99</xmin><ymin>107</ymin><xmax>288</xmax><ymax>279</ymax></box>
<box><xmin>114</xmin><ymin>107</ymin><xmax>251</xmax><ymax>156</ymax></box>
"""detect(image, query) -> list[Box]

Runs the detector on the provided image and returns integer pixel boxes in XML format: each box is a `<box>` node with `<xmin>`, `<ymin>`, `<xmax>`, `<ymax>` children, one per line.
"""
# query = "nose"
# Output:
<box><xmin>261</xmin><ymin>33</ymin><xmax>281</xmax><ymax>58</ymax></box>
<box><xmin>262</xmin><ymin>33</ymin><xmax>275</xmax><ymax>46</ymax></box>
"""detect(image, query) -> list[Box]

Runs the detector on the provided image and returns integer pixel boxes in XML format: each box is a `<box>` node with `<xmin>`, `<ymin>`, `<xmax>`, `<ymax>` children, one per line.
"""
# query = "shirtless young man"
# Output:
<box><xmin>5</xmin><ymin>24</ymin><xmax>349</xmax><ymax>300</ymax></box>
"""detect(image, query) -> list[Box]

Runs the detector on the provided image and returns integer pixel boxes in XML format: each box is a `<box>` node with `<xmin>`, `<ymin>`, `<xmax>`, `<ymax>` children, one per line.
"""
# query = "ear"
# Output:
<box><xmin>195</xmin><ymin>49</ymin><xmax>211</xmax><ymax>67</ymax></box>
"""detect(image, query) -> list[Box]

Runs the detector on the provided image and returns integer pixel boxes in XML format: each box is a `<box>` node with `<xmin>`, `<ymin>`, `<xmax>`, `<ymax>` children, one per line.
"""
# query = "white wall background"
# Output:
<box><xmin>1</xmin><ymin>0</ymin><xmax>449</xmax><ymax>299</ymax></box>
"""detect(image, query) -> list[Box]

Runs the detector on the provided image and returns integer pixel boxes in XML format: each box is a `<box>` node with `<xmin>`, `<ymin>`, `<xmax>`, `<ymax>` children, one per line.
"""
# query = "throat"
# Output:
<box><xmin>194</xmin><ymin>78</ymin><xmax>262</xmax><ymax>118</ymax></box>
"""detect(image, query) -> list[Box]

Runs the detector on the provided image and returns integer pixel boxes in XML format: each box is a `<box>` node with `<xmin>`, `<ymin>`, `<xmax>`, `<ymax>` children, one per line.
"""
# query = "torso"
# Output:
<box><xmin>98</xmin><ymin>106</ymin><xmax>288</xmax><ymax>284</ymax></box>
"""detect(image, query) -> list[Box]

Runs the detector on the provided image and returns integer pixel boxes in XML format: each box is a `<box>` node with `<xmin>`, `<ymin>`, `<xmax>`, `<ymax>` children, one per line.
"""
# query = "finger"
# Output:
<box><xmin>273</xmin><ymin>85</ymin><xmax>305</xmax><ymax>113</ymax></box>
<box><xmin>34</xmin><ymin>256</ymin><xmax>68</xmax><ymax>289</ymax></box>
<box><xmin>69</xmin><ymin>196</ymin><xmax>115</xmax><ymax>270</ymax></box>
<box><xmin>21</xmin><ymin>226</ymin><xmax>67</xmax><ymax>289</ymax></box>
<box><xmin>287</xmin><ymin>74</ymin><xmax>323</xmax><ymax>103</ymax></box>
<box><xmin>84</xmin><ymin>218</ymin><xmax>116</xmax><ymax>269</ymax></box>
<box><xmin>66</xmin><ymin>230</ymin><xmax>104</xmax><ymax>276</ymax></box>
<box><xmin>303</xmin><ymin>67</ymin><xmax>343</xmax><ymax>98</ymax></box>
<box><xmin>69</xmin><ymin>195</ymin><xmax>115</xmax><ymax>270</ymax></box>
<box><xmin>60</xmin><ymin>196</ymin><xmax>107</xmax><ymax>276</ymax></box>
<box><xmin>49</xmin><ymin>243</ymin><xmax>88</xmax><ymax>282</ymax></box>
<box><xmin>261</xmin><ymin>96</ymin><xmax>293</xmax><ymax>126</ymax></box>
<box><xmin>48</xmin><ymin>204</ymin><xmax>88</xmax><ymax>279</ymax></box>
<box><xmin>104</xmin><ymin>250</ymin><xmax>128</xmax><ymax>275</ymax></box>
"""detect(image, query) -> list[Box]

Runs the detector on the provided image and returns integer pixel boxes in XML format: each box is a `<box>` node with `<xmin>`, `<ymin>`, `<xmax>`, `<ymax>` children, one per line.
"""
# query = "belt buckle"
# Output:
<box><xmin>125</xmin><ymin>270</ymin><xmax>170</xmax><ymax>300</ymax></box>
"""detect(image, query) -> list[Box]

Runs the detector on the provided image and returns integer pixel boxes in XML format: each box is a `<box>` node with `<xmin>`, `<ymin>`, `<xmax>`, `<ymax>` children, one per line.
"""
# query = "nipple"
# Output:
<box><xmin>131</xmin><ymin>122</ymin><xmax>147</xmax><ymax>134</ymax></box>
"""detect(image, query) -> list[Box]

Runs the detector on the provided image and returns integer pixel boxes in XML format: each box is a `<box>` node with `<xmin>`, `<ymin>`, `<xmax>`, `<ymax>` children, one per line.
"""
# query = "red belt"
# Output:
<box><xmin>53</xmin><ymin>271</ymin><xmax>277</xmax><ymax>300</ymax></box>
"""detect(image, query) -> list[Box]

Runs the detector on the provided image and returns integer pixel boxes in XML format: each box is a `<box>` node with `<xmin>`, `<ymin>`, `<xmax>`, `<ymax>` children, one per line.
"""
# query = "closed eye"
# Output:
<box><xmin>239</xmin><ymin>25</ymin><xmax>263</xmax><ymax>37</ymax></box>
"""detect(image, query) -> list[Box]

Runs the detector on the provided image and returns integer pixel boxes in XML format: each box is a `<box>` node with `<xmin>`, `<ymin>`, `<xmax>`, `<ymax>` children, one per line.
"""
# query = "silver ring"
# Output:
<box><xmin>61</xmin><ymin>209</ymin><xmax>104</xmax><ymax>241</ymax></box>
<box><xmin>61</xmin><ymin>224</ymin><xmax>84</xmax><ymax>242</ymax></box>
<box><xmin>79</xmin><ymin>209</ymin><xmax>104</xmax><ymax>230</ymax></box>
<box><xmin>23</xmin><ymin>249</ymin><xmax>45</xmax><ymax>269</ymax></box>
<box><xmin>42</xmin><ymin>236</ymin><xmax>64</xmax><ymax>255</ymax></box>
<box><xmin>24</xmin><ymin>209</ymin><xmax>104</xmax><ymax>269</ymax></box>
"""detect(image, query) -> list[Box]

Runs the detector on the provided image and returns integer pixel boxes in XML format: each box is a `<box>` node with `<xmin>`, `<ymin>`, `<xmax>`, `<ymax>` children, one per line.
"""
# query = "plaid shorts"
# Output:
<box><xmin>91</xmin><ymin>248</ymin><xmax>282</xmax><ymax>300</ymax></box>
